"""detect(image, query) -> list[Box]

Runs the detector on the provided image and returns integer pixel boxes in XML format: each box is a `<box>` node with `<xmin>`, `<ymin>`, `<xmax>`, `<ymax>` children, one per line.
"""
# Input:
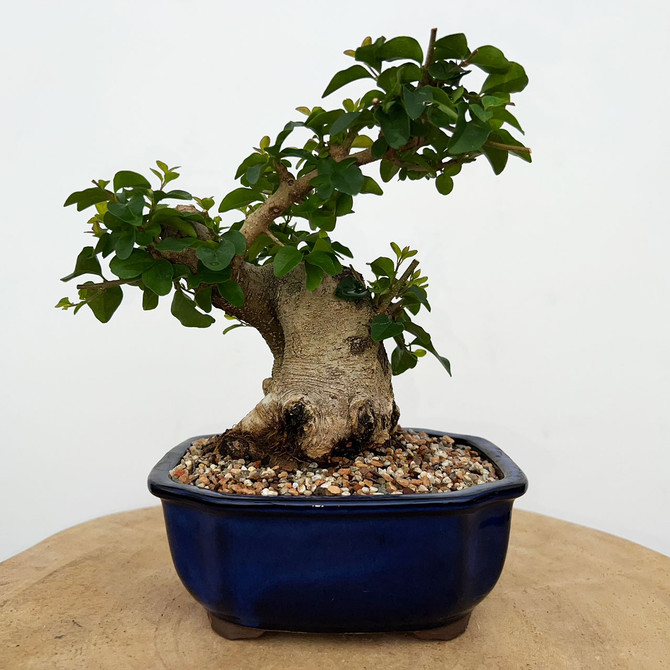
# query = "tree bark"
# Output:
<box><xmin>213</xmin><ymin>266</ymin><xmax>399</xmax><ymax>465</ymax></box>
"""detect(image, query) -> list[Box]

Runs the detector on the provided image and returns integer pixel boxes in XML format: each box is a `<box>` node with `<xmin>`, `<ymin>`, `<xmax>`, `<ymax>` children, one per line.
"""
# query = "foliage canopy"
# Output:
<box><xmin>59</xmin><ymin>30</ymin><xmax>530</xmax><ymax>376</ymax></box>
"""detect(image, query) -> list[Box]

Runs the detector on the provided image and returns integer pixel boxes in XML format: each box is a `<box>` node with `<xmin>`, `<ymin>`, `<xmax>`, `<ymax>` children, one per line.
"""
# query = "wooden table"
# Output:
<box><xmin>2</xmin><ymin>507</ymin><xmax>668</xmax><ymax>669</ymax></box>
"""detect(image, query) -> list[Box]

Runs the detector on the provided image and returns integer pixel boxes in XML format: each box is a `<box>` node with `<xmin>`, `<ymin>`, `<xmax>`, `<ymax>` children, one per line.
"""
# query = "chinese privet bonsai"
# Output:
<box><xmin>59</xmin><ymin>30</ymin><xmax>530</xmax><ymax>465</ymax></box>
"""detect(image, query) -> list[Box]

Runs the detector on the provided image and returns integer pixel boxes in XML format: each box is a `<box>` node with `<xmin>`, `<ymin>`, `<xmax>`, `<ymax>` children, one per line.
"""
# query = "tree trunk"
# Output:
<box><xmin>215</xmin><ymin>266</ymin><xmax>399</xmax><ymax>465</ymax></box>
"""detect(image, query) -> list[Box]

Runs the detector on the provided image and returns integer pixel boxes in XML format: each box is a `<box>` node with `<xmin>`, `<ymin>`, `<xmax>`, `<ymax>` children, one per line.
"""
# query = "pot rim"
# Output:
<box><xmin>148</xmin><ymin>428</ymin><xmax>528</xmax><ymax>510</ymax></box>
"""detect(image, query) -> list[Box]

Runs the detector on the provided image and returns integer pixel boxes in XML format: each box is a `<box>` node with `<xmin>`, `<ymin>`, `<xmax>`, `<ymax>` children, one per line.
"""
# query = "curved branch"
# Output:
<box><xmin>239</xmin><ymin>138</ymin><xmax>424</xmax><ymax>248</ymax></box>
<box><xmin>76</xmin><ymin>278</ymin><xmax>135</xmax><ymax>291</ymax></box>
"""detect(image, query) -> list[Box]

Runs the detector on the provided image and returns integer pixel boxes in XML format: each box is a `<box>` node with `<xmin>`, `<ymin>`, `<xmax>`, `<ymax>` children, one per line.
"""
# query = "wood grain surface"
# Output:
<box><xmin>1</xmin><ymin>507</ymin><xmax>668</xmax><ymax>669</ymax></box>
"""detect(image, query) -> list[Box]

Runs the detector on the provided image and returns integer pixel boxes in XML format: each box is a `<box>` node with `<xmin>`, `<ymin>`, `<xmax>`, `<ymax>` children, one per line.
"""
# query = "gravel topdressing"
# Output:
<box><xmin>169</xmin><ymin>428</ymin><xmax>500</xmax><ymax>497</ymax></box>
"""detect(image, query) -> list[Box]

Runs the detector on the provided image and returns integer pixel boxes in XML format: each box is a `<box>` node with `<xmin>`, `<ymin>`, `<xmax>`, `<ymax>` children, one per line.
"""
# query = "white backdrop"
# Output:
<box><xmin>2</xmin><ymin>0</ymin><xmax>669</xmax><ymax>561</ymax></box>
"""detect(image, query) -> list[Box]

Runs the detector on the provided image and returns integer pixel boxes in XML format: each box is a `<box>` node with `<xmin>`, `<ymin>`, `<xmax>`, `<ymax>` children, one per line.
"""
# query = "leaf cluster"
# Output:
<box><xmin>59</xmin><ymin>163</ymin><xmax>244</xmax><ymax>328</ymax></box>
<box><xmin>335</xmin><ymin>243</ymin><xmax>449</xmax><ymax>376</ymax></box>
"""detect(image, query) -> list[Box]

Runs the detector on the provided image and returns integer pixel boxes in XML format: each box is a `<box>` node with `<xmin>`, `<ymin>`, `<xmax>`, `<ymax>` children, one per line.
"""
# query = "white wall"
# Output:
<box><xmin>2</xmin><ymin>0</ymin><xmax>669</xmax><ymax>560</ymax></box>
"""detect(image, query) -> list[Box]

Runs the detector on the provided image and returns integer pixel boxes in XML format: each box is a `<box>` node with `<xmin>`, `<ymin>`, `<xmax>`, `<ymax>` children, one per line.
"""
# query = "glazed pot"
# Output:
<box><xmin>148</xmin><ymin>429</ymin><xmax>527</xmax><ymax>640</ymax></box>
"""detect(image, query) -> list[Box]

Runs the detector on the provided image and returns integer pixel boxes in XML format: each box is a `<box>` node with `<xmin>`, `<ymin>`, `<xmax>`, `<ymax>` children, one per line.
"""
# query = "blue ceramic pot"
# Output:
<box><xmin>148</xmin><ymin>429</ymin><xmax>527</xmax><ymax>640</ymax></box>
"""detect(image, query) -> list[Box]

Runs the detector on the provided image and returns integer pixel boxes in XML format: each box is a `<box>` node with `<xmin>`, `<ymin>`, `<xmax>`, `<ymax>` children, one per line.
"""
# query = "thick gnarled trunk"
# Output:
<box><xmin>215</xmin><ymin>266</ymin><xmax>398</xmax><ymax>465</ymax></box>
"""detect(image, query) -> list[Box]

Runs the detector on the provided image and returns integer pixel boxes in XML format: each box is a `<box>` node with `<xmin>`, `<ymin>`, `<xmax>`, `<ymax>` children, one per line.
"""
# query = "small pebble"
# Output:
<box><xmin>169</xmin><ymin>429</ymin><xmax>500</xmax><ymax>498</ymax></box>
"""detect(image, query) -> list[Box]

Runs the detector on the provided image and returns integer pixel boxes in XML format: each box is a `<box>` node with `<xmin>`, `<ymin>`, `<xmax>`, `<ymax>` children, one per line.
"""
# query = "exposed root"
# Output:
<box><xmin>213</xmin><ymin>394</ymin><xmax>399</xmax><ymax>469</ymax></box>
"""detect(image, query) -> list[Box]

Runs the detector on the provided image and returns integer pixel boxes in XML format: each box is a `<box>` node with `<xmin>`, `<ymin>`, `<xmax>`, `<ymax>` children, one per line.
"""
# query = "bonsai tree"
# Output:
<box><xmin>59</xmin><ymin>30</ymin><xmax>530</xmax><ymax>466</ymax></box>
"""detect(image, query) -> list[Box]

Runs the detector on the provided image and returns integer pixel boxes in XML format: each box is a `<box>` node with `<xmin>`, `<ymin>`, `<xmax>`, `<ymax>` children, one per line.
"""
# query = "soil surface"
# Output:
<box><xmin>170</xmin><ymin>428</ymin><xmax>500</xmax><ymax>496</ymax></box>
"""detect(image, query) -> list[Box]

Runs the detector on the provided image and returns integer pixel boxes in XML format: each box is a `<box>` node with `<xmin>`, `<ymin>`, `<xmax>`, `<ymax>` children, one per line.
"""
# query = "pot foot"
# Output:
<box><xmin>207</xmin><ymin>612</ymin><xmax>266</xmax><ymax>639</ymax></box>
<box><xmin>412</xmin><ymin>613</ymin><xmax>471</xmax><ymax>640</ymax></box>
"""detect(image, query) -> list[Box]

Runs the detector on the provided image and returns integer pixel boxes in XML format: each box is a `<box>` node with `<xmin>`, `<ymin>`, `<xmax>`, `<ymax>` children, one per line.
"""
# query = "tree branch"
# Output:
<box><xmin>376</xmin><ymin>259</ymin><xmax>419</xmax><ymax>314</ymax></box>
<box><xmin>76</xmin><ymin>278</ymin><xmax>136</xmax><ymax>291</ymax></box>
<box><xmin>484</xmin><ymin>140</ymin><xmax>532</xmax><ymax>155</ymax></box>
<box><xmin>239</xmin><ymin>137</ymin><xmax>426</xmax><ymax>248</ymax></box>
<box><xmin>421</xmin><ymin>28</ymin><xmax>438</xmax><ymax>85</ymax></box>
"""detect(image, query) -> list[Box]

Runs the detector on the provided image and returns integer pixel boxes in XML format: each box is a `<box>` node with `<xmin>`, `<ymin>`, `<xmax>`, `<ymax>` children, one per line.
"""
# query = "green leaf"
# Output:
<box><xmin>306</xmin><ymin>109</ymin><xmax>344</xmax><ymax>135</ymax></box>
<box><xmin>391</xmin><ymin>345</ymin><xmax>418</xmax><ymax>375</ymax></box>
<box><xmin>379</xmin><ymin>159</ymin><xmax>400</xmax><ymax>183</ymax></box>
<box><xmin>109</xmin><ymin>249</ymin><xmax>155</xmax><ymax>279</ymax></box>
<box><xmin>187</xmin><ymin>265</ymin><xmax>232</xmax><ymax>288</ymax></box>
<box><xmin>282</xmin><ymin>147</ymin><xmax>318</xmax><ymax>162</ymax></box>
<box><xmin>375</xmin><ymin>103</ymin><xmax>410</xmax><ymax>149</ymax></box>
<box><xmin>61</xmin><ymin>247</ymin><xmax>103</xmax><ymax>282</ymax></box>
<box><xmin>222</xmin><ymin>229</ymin><xmax>247</xmax><ymax>256</ymax></box>
<box><xmin>331</xmin><ymin>162</ymin><xmax>364</xmax><ymax>195</ymax></box>
<box><xmin>322</xmin><ymin>65</ymin><xmax>373</xmax><ymax>97</ymax></box>
<box><xmin>196</xmin><ymin>197</ymin><xmax>216</xmax><ymax>211</ymax></box>
<box><xmin>172</xmin><ymin>264</ymin><xmax>192</xmax><ymax>279</ymax></box>
<box><xmin>85</xmin><ymin>286</ymin><xmax>123</xmax><ymax>323</ymax></box>
<box><xmin>402</xmin><ymin>86</ymin><xmax>433</xmax><ymax>120</ymax></box>
<box><xmin>369</xmin><ymin>256</ymin><xmax>395</xmax><ymax>277</ymax></box>
<box><xmin>470</xmin><ymin>45</ymin><xmax>510</xmax><ymax>73</ymax></box>
<box><xmin>196</xmin><ymin>239</ymin><xmax>236</xmax><ymax>271</ymax></box>
<box><xmin>107</xmin><ymin>198</ymin><xmax>144</xmax><ymax>226</ymax></box>
<box><xmin>330</xmin><ymin>111</ymin><xmax>361</xmax><ymax>136</ymax></box>
<box><xmin>377</xmin><ymin>63</ymin><xmax>422</xmax><ymax>95</ymax></box>
<box><xmin>482</xmin><ymin>94</ymin><xmax>510</xmax><ymax>109</ymax></box>
<box><xmin>142</xmin><ymin>259</ymin><xmax>174</xmax><ymax>296</ymax></box>
<box><xmin>154</xmin><ymin>238</ymin><xmax>196</xmax><ymax>252</ymax></box>
<box><xmin>371</xmin><ymin>276</ymin><xmax>392</xmax><ymax>294</ymax></box>
<box><xmin>491</xmin><ymin>107</ymin><xmax>524</xmax><ymax>134</ymax></box>
<box><xmin>273</xmin><ymin>246</ymin><xmax>303</xmax><ymax>277</ymax></box>
<box><xmin>142</xmin><ymin>288</ymin><xmax>159</xmax><ymax>311</ymax></box>
<box><xmin>470</xmin><ymin>104</ymin><xmax>493</xmax><ymax>124</ymax></box>
<box><xmin>483</xmin><ymin>145</ymin><xmax>509</xmax><ymax>175</ymax></box>
<box><xmin>441</xmin><ymin>162</ymin><xmax>462</xmax><ymax>177</ymax></box>
<box><xmin>234</xmin><ymin>152</ymin><xmax>268</xmax><ymax>179</ymax></box>
<box><xmin>305</xmin><ymin>251</ymin><xmax>342</xmax><ymax>276</ymax></box>
<box><xmin>334</xmin><ymin>192</ymin><xmax>354</xmax><ymax>215</ymax></box>
<box><xmin>371</xmin><ymin>314</ymin><xmax>404</xmax><ymax>341</ymax></box>
<box><xmin>310</xmin><ymin>211</ymin><xmax>336</xmax><ymax>231</ymax></box>
<box><xmin>371</xmin><ymin>137</ymin><xmax>388</xmax><ymax>159</ymax></box>
<box><xmin>195</xmin><ymin>286</ymin><xmax>213</xmax><ymax>312</ymax></box>
<box><xmin>218</xmin><ymin>187</ymin><xmax>263</xmax><ymax>213</ymax></box>
<box><xmin>63</xmin><ymin>187</ymin><xmax>110</xmax><ymax>211</ymax></box>
<box><xmin>223</xmin><ymin>322</ymin><xmax>246</xmax><ymax>335</ymax></box>
<box><xmin>403</xmin><ymin>321</ymin><xmax>451</xmax><ymax>375</ymax></box>
<box><xmin>115</xmin><ymin>229</ymin><xmax>135</xmax><ymax>260</ymax></box>
<box><xmin>448</xmin><ymin>121</ymin><xmax>491</xmax><ymax>154</ymax></box>
<box><xmin>351</xmin><ymin>135</ymin><xmax>374</xmax><ymax>148</ymax></box>
<box><xmin>245</xmin><ymin>163</ymin><xmax>263</xmax><ymax>185</ymax></box>
<box><xmin>163</xmin><ymin>189</ymin><xmax>193</xmax><ymax>200</ymax></box>
<box><xmin>113</xmin><ymin>170</ymin><xmax>151</xmax><ymax>192</ymax></box>
<box><xmin>378</xmin><ymin>36</ymin><xmax>423</xmax><ymax>63</ymax></box>
<box><xmin>270</xmin><ymin>121</ymin><xmax>304</xmax><ymax>152</ymax></box>
<box><xmin>433</xmin><ymin>33</ymin><xmax>470</xmax><ymax>60</ymax></box>
<box><xmin>355</xmin><ymin>38</ymin><xmax>385</xmax><ymax>71</ymax></box>
<box><xmin>435</xmin><ymin>173</ymin><xmax>454</xmax><ymax>195</ymax></box>
<box><xmin>335</xmin><ymin>275</ymin><xmax>369</xmax><ymax>301</ymax></box>
<box><xmin>55</xmin><ymin>297</ymin><xmax>75</xmax><ymax>310</ymax></box>
<box><xmin>404</xmin><ymin>285</ymin><xmax>431</xmax><ymax>311</ymax></box>
<box><xmin>218</xmin><ymin>280</ymin><xmax>245</xmax><ymax>307</ymax></box>
<box><xmin>171</xmin><ymin>291</ymin><xmax>215</xmax><ymax>328</ymax></box>
<box><xmin>331</xmin><ymin>241</ymin><xmax>353</xmax><ymax>258</ymax></box>
<box><xmin>428</xmin><ymin>60</ymin><xmax>461</xmax><ymax>83</ymax></box>
<box><xmin>95</xmin><ymin>232</ymin><xmax>115</xmax><ymax>257</ymax></box>
<box><xmin>360</xmin><ymin>176</ymin><xmax>383</xmax><ymax>195</ymax></box>
<box><xmin>304</xmin><ymin>262</ymin><xmax>324</xmax><ymax>290</ymax></box>
<box><xmin>481</xmin><ymin>62</ymin><xmax>529</xmax><ymax>94</ymax></box>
